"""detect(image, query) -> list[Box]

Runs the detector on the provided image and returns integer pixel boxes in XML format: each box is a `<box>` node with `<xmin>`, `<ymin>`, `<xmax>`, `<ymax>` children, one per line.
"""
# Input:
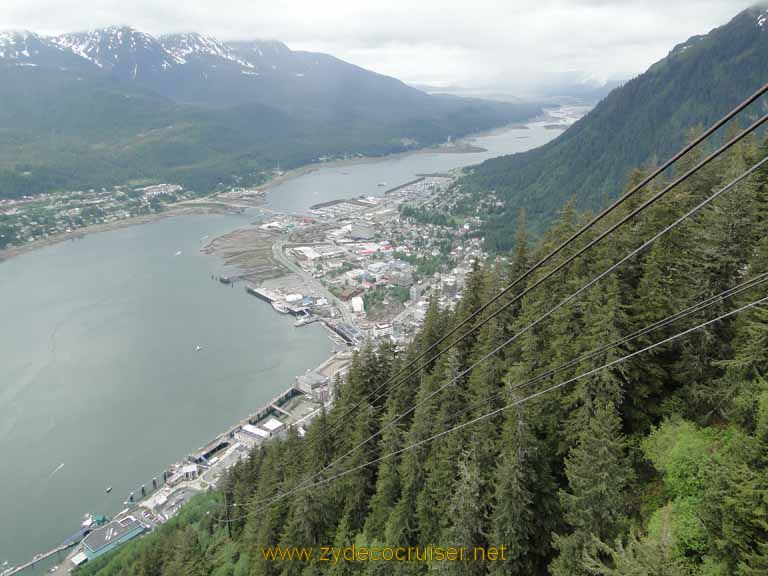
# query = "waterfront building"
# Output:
<box><xmin>296</xmin><ymin>370</ymin><xmax>329</xmax><ymax>394</ymax></box>
<box><xmin>236</xmin><ymin>424</ymin><xmax>270</xmax><ymax>446</ymax></box>
<box><xmin>167</xmin><ymin>464</ymin><xmax>201</xmax><ymax>486</ymax></box>
<box><xmin>262</xmin><ymin>417</ymin><xmax>285</xmax><ymax>435</ymax></box>
<box><xmin>296</xmin><ymin>370</ymin><xmax>331</xmax><ymax>403</ymax></box>
<box><xmin>81</xmin><ymin>517</ymin><xmax>146</xmax><ymax>561</ymax></box>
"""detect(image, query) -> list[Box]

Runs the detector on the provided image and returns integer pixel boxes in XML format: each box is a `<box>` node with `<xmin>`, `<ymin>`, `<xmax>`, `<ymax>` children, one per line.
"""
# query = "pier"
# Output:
<box><xmin>5</xmin><ymin>543</ymin><xmax>74</xmax><ymax>575</ymax></box>
<box><xmin>271</xmin><ymin>403</ymin><xmax>292</xmax><ymax>417</ymax></box>
<box><xmin>383</xmin><ymin>177</ymin><xmax>424</xmax><ymax>195</ymax></box>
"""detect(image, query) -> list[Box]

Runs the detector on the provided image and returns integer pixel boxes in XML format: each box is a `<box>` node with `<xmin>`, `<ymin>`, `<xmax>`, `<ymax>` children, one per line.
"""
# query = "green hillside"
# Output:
<box><xmin>76</xmin><ymin>130</ymin><xmax>768</xmax><ymax>576</ymax></box>
<box><xmin>458</xmin><ymin>5</ymin><xmax>768</xmax><ymax>250</ymax></box>
<box><xmin>0</xmin><ymin>30</ymin><xmax>541</xmax><ymax>200</ymax></box>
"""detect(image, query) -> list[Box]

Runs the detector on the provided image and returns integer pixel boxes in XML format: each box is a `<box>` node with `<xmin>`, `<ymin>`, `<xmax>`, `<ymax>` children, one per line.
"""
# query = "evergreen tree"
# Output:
<box><xmin>439</xmin><ymin>449</ymin><xmax>487</xmax><ymax>576</ymax></box>
<box><xmin>551</xmin><ymin>401</ymin><xmax>632</xmax><ymax>576</ymax></box>
<box><xmin>415</xmin><ymin>349</ymin><xmax>466</xmax><ymax>546</ymax></box>
<box><xmin>490</xmin><ymin>401</ymin><xmax>559</xmax><ymax>575</ymax></box>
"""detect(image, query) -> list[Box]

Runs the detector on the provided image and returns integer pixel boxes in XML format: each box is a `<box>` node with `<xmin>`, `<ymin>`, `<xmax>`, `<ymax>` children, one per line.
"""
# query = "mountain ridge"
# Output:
<box><xmin>458</xmin><ymin>4</ymin><xmax>768</xmax><ymax>250</ymax></box>
<box><xmin>0</xmin><ymin>26</ymin><xmax>541</xmax><ymax>199</ymax></box>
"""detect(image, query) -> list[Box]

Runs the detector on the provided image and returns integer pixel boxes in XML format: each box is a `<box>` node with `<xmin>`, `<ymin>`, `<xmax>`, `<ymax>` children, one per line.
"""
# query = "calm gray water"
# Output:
<box><xmin>265</xmin><ymin>117</ymin><xmax>571</xmax><ymax>214</ymax></box>
<box><xmin>0</xmin><ymin>214</ymin><xmax>334</xmax><ymax>570</ymax></box>
<box><xmin>0</xmin><ymin>113</ymin><xmax>574</xmax><ymax>570</ymax></box>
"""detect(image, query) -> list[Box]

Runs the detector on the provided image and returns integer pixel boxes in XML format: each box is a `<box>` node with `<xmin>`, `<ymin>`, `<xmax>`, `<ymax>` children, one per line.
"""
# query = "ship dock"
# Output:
<box><xmin>245</xmin><ymin>285</ymin><xmax>277</xmax><ymax>303</ymax></box>
<box><xmin>3</xmin><ymin>543</ymin><xmax>75</xmax><ymax>576</ymax></box>
<box><xmin>17</xmin><ymin>349</ymin><xmax>353</xmax><ymax>576</ymax></box>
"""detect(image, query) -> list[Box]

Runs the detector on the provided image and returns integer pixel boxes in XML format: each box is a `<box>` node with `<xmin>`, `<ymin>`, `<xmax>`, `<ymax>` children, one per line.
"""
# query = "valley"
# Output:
<box><xmin>0</xmin><ymin>116</ymin><xmax>573</xmax><ymax>574</ymax></box>
<box><xmin>3</xmin><ymin>4</ymin><xmax>768</xmax><ymax>576</ymax></box>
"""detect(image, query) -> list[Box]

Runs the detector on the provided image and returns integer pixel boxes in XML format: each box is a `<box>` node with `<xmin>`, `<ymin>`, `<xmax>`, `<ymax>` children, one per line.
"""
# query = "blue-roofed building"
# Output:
<box><xmin>82</xmin><ymin>516</ymin><xmax>146</xmax><ymax>561</ymax></box>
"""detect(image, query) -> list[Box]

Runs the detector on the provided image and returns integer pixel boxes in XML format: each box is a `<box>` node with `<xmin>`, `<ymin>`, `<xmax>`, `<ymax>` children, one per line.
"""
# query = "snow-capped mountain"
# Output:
<box><xmin>758</xmin><ymin>8</ymin><xmax>768</xmax><ymax>29</ymax></box>
<box><xmin>0</xmin><ymin>26</ymin><xmax>339</xmax><ymax>105</ymax></box>
<box><xmin>0</xmin><ymin>23</ymin><xmax>539</xmax><ymax>202</ymax></box>
<box><xmin>232</xmin><ymin>39</ymin><xmax>291</xmax><ymax>59</ymax></box>
<box><xmin>50</xmin><ymin>26</ymin><xmax>181</xmax><ymax>81</ymax></box>
<box><xmin>159</xmin><ymin>33</ymin><xmax>254</xmax><ymax>68</ymax></box>
<box><xmin>0</xmin><ymin>30</ymin><xmax>40</xmax><ymax>61</ymax></box>
<box><xmin>0</xmin><ymin>30</ymin><xmax>88</xmax><ymax>68</ymax></box>
<box><xmin>0</xmin><ymin>26</ymin><xmax>305</xmax><ymax>78</ymax></box>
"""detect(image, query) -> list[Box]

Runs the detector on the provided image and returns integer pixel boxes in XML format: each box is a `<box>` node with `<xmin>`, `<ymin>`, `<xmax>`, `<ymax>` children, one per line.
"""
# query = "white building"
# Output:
<box><xmin>351</xmin><ymin>296</ymin><xmax>365</xmax><ymax>314</ymax></box>
<box><xmin>262</xmin><ymin>417</ymin><xmax>285</xmax><ymax>434</ymax></box>
<box><xmin>374</xmin><ymin>323</ymin><xmax>393</xmax><ymax>337</ymax></box>
<box><xmin>167</xmin><ymin>464</ymin><xmax>200</xmax><ymax>486</ymax></box>
<box><xmin>243</xmin><ymin>424</ymin><xmax>270</xmax><ymax>439</ymax></box>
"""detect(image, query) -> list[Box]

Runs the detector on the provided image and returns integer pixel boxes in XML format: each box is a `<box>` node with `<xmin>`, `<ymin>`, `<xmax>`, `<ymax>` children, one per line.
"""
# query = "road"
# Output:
<box><xmin>272</xmin><ymin>238</ymin><xmax>356</xmax><ymax>325</ymax></box>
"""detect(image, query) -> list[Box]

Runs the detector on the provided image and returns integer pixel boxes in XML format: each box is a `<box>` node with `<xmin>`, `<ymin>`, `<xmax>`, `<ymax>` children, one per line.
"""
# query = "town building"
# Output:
<box><xmin>81</xmin><ymin>517</ymin><xmax>146</xmax><ymax>562</ymax></box>
<box><xmin>262</xmin><ymin>417</ymin><xmax>285</xmax><ymax>435</ymax></box>
<box><xmin>296</xmin><ymin>370</ymin><xmax>330</xmax><ymax>394</ymax></box>
<box><xmin>351</xmin><ymin>222</ymin><xmax>376</xmax><ymax>240</ymax></box>
<box><xmin>167</xmin><ymin>464</ymin><xmax>201</xmax><ymax>486</ymax></box>
<box><xmin>351</xmin><ymin>296</ymin><xmax>365</xmax><ymax>315</ymax></box>
<box><xmin>235</xmin><ymin>424</ymin><xmax>271</xmax><ymax>446</ymax></box>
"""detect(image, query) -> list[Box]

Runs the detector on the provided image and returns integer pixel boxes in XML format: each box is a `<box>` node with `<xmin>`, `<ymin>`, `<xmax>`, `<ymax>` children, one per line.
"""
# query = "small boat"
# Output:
<box><xmin>196</xmin><ymin>345</ymin><xmax>203</xmax><ymax>352</ymax></box>
<box><xmin>377</xmin><ymin>182</ymin><xmax>387</xmax><ymax>187</ymax></box>
<box><xmin>174</xmin><ymin>250</ymin><xmax>182</xmax><ymax>256</ymax></box>
<box><xmin>106</xmin><ymin>486</ymin><xmax>112</xmax><ymax>494</ymax></box>
<box><xmin>272</xmin><ymin>302</ymin><xmax>290</xmax><ymax>314</ymax></box>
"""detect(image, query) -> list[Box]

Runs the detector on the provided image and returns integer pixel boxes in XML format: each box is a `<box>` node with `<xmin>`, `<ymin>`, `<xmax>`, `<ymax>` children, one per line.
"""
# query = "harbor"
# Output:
<box><xmin>0</xmin><ymin>116</ymin><xmax>578</xmax><ymax>571</ymax></box>
<box><xmin>9</xmin><ymin>350</ymin><xmax>353</xmax><ymax>576</ymax></box>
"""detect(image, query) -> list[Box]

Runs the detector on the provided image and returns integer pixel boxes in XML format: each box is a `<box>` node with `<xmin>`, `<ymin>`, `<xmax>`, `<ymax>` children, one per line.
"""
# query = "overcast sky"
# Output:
<box><xmin>0</xmin><ymin>0</ymin><xmax>759</xmax><ymax>95</ymax></box>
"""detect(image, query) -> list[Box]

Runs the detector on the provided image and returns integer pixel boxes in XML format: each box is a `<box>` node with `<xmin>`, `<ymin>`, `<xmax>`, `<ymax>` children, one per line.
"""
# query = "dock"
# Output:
<box><xmin>12</xmin><ymin>351</ymin><xmax>353</xmax><ymax>575</ymax></box>
<box><xmin>271</xmin><ymin>403</ymin><xmax>291</xmax><ymax>417</ymax></box>
<box><xmin>295</xmin><ymin>316</ymin><xmax>320</xmax><ymax>327</ymax></box>
<box><xmin>5</xmin><ymin>543</ymin><xmax>74</xmax><ymax>575</ymax></box>
<box><xmin>245</xmin><ymin>285</ymin><xmax>277</xmax><ymax>303</ymax></box>
<box><xmin>383</xmin><ymin>177</ymin><xmax>424</xmax><ymax>195</ymax></box>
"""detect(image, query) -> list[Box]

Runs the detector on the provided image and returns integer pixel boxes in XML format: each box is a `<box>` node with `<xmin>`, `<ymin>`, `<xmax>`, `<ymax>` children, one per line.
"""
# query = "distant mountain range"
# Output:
<box><xmin>414</xmin><ymin>79</ymin><xmax>623</xmax><ymax>106</ymax></box>
<box><xmin>461</xmin><ymin>5</ymin><xmax>768</xmax><ymax>250</ymax></box>
<box><xmin>0</xmin><ymin>27</ymin><xmax>541</xmax><ymax>199</ymax></box>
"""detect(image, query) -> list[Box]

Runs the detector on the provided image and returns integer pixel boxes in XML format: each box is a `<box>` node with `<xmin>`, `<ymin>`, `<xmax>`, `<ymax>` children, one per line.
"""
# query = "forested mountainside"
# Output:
<box><xmin>78</xmin><ymin>128</ymin><xmax>768</xmax><ymax>575</ymax></box>
<box><xmin>0</xmin><ymin>28</ymin><xmax>540</xmax><ymax>200</ymax></box>
<box><xmin>457</xmin><ymin>5</ymin><xmax>768</xmax><ymax>250</ymax></box>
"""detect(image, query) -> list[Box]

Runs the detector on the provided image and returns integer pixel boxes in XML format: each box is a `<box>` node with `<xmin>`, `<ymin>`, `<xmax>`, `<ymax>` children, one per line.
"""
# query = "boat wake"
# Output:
<box><xmin>49</xmin><ymin>462</ymin><xmax>65</xmax><ymax>479</ymax></box>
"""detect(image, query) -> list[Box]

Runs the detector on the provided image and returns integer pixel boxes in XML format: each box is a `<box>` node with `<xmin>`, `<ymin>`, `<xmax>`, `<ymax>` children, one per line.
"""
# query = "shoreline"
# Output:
<box><xmin>0</xmin><ymin>114</ymin><xmax>571</xmax><ymax>266</ymax></box>
<box><xmin>256</xmin><ymin>121</ymin><xmax>536</xmax><ymax>193</ymax></box>
<box><xmin>0</xmin><ymin>206</ymin><xmax>212</xmax><ymax>263</ymax></box>
<box><xmin>258</xmin><ymin>144</ymin><xmax>481</xmax><ymax>193</ymax></box>
<box><xmin>4</xmin><ymin>112</ymin><xmax>576</xmax><ymax>570</ymax></box>
<box><xmin>0</xmin><ymin>205</ymin><xmax>238</xmax><ymax>264</ymax></box>
<box><xmin>0</xmin><ymin>141</ymin><xmax>481</xmax><ymax>265</ymax></box>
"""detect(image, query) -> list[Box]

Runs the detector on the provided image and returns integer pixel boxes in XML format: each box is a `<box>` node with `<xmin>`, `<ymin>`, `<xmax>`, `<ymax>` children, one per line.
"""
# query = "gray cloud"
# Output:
<box><xmin>0</xmin><ymin>0</ymin><xmax>758</xmax><ymax>94</ymax></box>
